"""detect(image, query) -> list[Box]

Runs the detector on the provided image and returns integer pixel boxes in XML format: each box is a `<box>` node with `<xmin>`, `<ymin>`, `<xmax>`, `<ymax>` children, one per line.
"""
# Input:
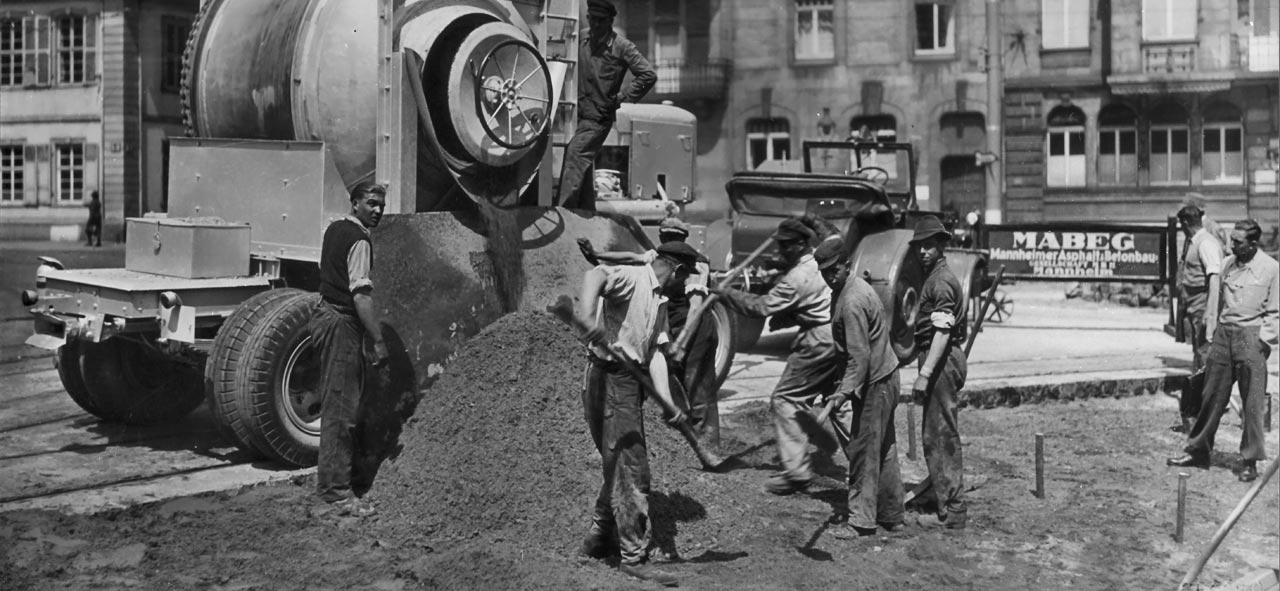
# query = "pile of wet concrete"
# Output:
<box><xmin>370</xmin><ymin>311</ymin><xmax>768</xmax><ymax>557</ymax></box>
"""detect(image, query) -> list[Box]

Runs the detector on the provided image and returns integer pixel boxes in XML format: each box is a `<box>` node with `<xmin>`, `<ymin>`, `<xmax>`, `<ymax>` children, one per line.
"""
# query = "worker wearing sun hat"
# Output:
<box><xmin>908</xmin><ymin>215</ymin><xmax>969</xmax><ymax>530</ymax></box>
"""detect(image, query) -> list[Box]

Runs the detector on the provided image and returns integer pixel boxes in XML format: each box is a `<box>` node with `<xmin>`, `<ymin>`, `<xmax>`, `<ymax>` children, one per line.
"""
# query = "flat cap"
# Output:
<box><xmin>655</xmin><ymin>241</ymin><xmax>700</xmax><ymax>268</ymax></box>
<box><xmin>909</xmin><ymin>215</ymin><xmax>952</xmax><ymax>244</ymax></box>
<box><xmin>813</xmin><ymin>237</ymin><xmax>846</xmax><ymax>270</ymax></box>
<box><xmin>587</xmin><ymin>0</ymin><xmax>617</xmax><ymax>18</ymax></box>
<box><xmin>658</xmin><ymin>216</ymin><xmax>690</xmax><ymax>238</ymax></box>
<box><xmin>770</xmin><ymin>218</ymin><xmax>816</xmax><ymax>243</ymax></box>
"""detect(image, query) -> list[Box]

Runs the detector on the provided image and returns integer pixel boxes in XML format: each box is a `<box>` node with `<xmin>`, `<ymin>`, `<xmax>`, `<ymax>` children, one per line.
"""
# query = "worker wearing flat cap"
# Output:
<box><xmin>557</xmin><ymin>0</ymin><xmax>657</xmax><ymax>211</ymax></box>
<box><xmin>576</xmin><ymin>216</ymin><xmax>720</xmax><ymax>440</ymax></box>
<box><xmin>813</xmin><ymin>237</ymin><xmax>905</xmax><ymax>538</ymax></box>
<box><xmin>713</xmin><ymin>216</ymin><xmax>842</xmax><ymax>495</ymax></box>
<box><xmin>575</xmin><ymin>238</ymin><xmax>694</xmax><ymax>586</ymax></box>
<box><xmin>908</xmin><ymin>215</ymin><xmax>969</xmax><ymax>530</ymax></box>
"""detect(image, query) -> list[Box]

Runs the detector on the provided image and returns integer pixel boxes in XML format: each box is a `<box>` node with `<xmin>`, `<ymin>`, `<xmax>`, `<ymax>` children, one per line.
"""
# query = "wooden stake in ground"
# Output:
<box><xmin>1175</xmin><ymin>472</ymin><xmax>1189</xmax><ymax>544</ymax></box>
<box><xmin>1034</xmin><ymin>433</ymin><xmax>1045</xmax><ymax>498</ymax></box>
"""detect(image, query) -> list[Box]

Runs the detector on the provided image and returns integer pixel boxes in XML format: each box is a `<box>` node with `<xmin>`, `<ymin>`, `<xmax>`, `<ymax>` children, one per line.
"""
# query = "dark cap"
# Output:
<box><xmin>587</xmin><ymin>0</ymin><xmax>617</xmax><ymax>18</ymax></box>
<box><xmin>813</xmin><ymin>237</ymin><xmax>846</xmax><ymax>270</ymax></box>
<box><xmin>909</xmin><ymin>215</ymin><xmax>952</xmax><ymax>244</ymax></box>
<box><xmin>770</xmin><ymin>218</ymin><xmax>816</xmax><ymax>243</ymax></box>
<box><xmin>655</xmin><ymin>241</ymin><xmax>700</xmax><ymax>269</ymax></box>
<box><xmin>1177</xmin><ymin>204</ymin><xmax>1203</xmax><ymax>219</ymax></box>
<box><xmin>658</xmin><ymin>216</ymin><xmax>690</xmax><ymax>238</ymax></box>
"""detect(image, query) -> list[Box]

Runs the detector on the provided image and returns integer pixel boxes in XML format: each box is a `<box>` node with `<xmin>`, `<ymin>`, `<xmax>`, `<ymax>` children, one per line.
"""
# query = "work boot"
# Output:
<box><xmin>619</xmin><ymin>562</ymin><xmax>679</xmax><ymax>587</ymax></box>
<box><xmin>1166</xmin><ymin>453</ymin><xmax>1210</xmax><ymax>469</ymax></box>
<box><xmin>918</xmin><ymin>513</ymin><xmax>966</xmax><ymax>530</ymax></box>
<box><xmin>1238</xmin><ymin>461</ymin><xmax>1258</xmax><ymax>483</ymax></box>
<box><xmin>763</xmin><ymin>475</ymin><xmax>811</xmax><ymax>496</ymax></box>
<box><xmin>829</xmin><ymin>523</ymin><xmax>878</xmax><ymax>540</ymax></box>
<box><xmin>577</xmin><ymin>532</ymin><xmax>616</xmax><ymax>561</ymax></box>
<box><xmin>333</xmin><ymin>496</ymin><xmax>377</xmax><ymax>518</ymax></box>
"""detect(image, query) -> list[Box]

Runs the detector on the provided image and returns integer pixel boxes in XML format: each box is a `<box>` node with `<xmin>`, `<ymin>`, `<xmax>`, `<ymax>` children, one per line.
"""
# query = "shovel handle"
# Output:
<box><xmin>671</xmin><ymin>238</ymin><xmax>776</xmax><ymax>363</ymax></box>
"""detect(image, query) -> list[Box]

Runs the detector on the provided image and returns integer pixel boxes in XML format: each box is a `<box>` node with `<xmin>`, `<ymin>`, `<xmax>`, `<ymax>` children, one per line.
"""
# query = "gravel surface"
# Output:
<box><xmin>1</xmin><ymin>311</ymin><xmax>1277</xmax><ymax>590</ymax></box>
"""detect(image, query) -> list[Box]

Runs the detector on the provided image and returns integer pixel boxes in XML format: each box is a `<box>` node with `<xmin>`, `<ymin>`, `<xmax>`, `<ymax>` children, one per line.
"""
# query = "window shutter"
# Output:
<box><xmin>85</xmin><ymin>143</ymin><xmax>99</xmax><ymax>161</ymax></box>
<box><xmin>32</xmin><ymin>15</ymin><xmax>49</xmax><ymax>86</ymax></box>
<box><xmin>35</xmin><ymin>144</ymin><xmax>50</xmax><ymax>161</ymax></box>
<box><xmin>83</xmin><ymin>14</ymin><xmax>97</xmax><ymax>80</ymax></box>
<box><xmin>24</xmin><ymin>145</ymin><xmax>38</xmax><ymax>161</ymax></box>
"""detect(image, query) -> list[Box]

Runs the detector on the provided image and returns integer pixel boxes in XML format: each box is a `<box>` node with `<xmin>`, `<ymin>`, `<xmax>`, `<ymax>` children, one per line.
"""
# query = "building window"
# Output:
<box><xmin>1046</xmin><ymin>105</ymin><xmax>1086</xmax><ymax>187</ymax></box>
<box><xmin>0</xmin><ymin>18</ymin><xmax>22</xmax><ymax>87</ymax></box>
<box><xmin>56</xmin><ymin>15</ymin><xmax>88</xmax><ymax>84</ymax></box>
<box><xmin>55</xmin><ymin>143</ymin><xmax>85</xmax><ymax>202</ymax></box>
<box><xmin>1148</xmin><ymin>101</ymin><xmax>1189</xmax><ymax>184</ymax></box>
<box><xmin>746</xmin><ymin>118</ymin><xmax>791</xmax><ymax>169</ymax></box>
<box><xmin>1143</xmin><ymin>0</ymin><xmax>1197</xmax><ymax>41</ymax></box>
<box><xmin>1097</xmin><ymin>104</ymin><xmax>1138</xmax><ymax>185</ymax></box>
<box><xmin>0</xmin><ymin>145</ymin><xmax>23</xmax><ymax>203</ymax></box>
<box><xmin>915</xmin><ymin>3</ymin><xmax>955</xmax><ymax>55</ymax></box>
<box><xmin>161</xmin><ymin>17</ymin><xmax>191</xmax><ymax>94</ymax></box>
<box><xmin>848</xmin><ymin>114</ymin><xmax>899</xmax><ymax>142</ymax></box>
<box><xmin>795</xmin><ymin>0</ymin><xmax>834</xmax><ymax>61</ymax></box>
<box><xmin>1202</xmin><ymin>103</ymin><xmax>1243</xmax><ymax>184</ymax></box>
<box><xmin>1042</xmin><ymin>0</ymin><xmax>1090</xmax><ymax>49</ymax></box>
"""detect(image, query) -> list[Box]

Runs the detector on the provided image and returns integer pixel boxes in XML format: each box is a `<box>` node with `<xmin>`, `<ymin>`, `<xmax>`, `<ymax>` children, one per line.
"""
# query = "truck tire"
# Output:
<box><xmin>944</xmin><ymin>250</ymin><xmax>988</xmax><ymax>331</ymax></box>
<box><xmin>206</xmin><ymin>289</ymin><xmax>322</xmax><ymax>467</ymax></box>
<box><xmin>708</xmin><ymin>300</ymin><xmax>737</xmax><ymax>391</ymax></box>
<box><xmin>77</xmin><ymin>338</ymin><xmax>205</xmax><ymax>425</ymax></box>
<box><xmin>54</xmin><ymin>341</ymin><xmax>100</xmax><ymax>417</ymax></box>
<box><xmin>734</xmin><ymin>315</ymin><xmax>765</xmax><ymax>350</ymax></box>
<box><xmin>850</xmin><ymin>229</ymin><xmax>925</xmax><ymax>365</ymax></box>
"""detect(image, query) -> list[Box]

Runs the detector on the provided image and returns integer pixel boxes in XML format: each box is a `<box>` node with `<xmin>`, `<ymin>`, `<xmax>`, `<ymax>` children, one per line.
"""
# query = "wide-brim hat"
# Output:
<box><xmin>909</xmin><ymin>215</ymin><xmax>951</xmax><ymax>244</ymax></box>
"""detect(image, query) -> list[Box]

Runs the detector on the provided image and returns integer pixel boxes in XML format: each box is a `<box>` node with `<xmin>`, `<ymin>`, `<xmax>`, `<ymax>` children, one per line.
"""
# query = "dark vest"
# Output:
<box><xmin>319</xmin><ymin>218</ymin><xmax>371</xmax><ymax>316</ymax></box>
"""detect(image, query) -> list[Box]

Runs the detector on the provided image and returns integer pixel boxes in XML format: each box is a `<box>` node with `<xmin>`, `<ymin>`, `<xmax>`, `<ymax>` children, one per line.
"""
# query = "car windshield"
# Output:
<box><xmin>804</xmin><ymin>142</ymin><xmax>912</xmax><ymax>196</ymax></box>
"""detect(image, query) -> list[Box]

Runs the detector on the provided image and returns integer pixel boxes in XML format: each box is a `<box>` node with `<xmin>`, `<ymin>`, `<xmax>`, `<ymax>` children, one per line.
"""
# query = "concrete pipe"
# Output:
<box><xmin>183</xmin><ymin>0</ymin><xmax>550</xmax><ymax>209</ymax></box>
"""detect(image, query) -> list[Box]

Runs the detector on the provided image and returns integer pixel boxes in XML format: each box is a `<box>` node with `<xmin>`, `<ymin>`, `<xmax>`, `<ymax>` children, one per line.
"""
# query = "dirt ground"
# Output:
<box><xmin>2</xmin><ymin>311</ymin><xmax>1277</xmax><ymax>591</ymax></box>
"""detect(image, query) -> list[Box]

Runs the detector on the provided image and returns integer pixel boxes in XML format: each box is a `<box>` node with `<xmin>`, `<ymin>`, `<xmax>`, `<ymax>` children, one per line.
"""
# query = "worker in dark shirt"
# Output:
<box><xmin>556</xmin><ymin>0</ymin><xmax>656</xmax><ymax>211</ymax></box>
<box><xmin>85</xmin><ymin>190</ymin><xmax>102</xmax><ymax>247</ymax></box>
<box><xmin>909</xmin><ymin>215</ymin><xmax>969</xmax><ymax>530</ymax></box>
<box><xmin>313</xmin><ymin>181</ymin><xmax>391</xmax><ymax>518</ymax></box>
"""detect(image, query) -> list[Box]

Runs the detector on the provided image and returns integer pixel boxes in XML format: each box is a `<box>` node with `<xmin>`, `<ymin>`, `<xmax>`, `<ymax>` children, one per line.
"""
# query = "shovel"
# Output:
<box><xmin>546</xmin><ymin>296</ymin><xmax>724</xmax><ymax>472</ymax></box>
<box><xmin>796</xmin><ymin>395</ymin><xmax>848</xmax><ymax>455</ymax></box>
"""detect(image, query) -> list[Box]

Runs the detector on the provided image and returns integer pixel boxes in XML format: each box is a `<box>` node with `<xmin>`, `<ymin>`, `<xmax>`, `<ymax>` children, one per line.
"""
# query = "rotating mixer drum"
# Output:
<box><xmin>183</xmin><ymin>0</ymin><xmax>552</xmax><ymax>210</ymax></box>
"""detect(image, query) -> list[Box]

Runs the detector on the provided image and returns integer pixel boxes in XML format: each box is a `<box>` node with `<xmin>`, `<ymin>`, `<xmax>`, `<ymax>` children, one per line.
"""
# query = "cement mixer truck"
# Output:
<box><xmin>20</xmin><ymin>0</ymin><xmax>735</xmax><ymax>467</ymax></box>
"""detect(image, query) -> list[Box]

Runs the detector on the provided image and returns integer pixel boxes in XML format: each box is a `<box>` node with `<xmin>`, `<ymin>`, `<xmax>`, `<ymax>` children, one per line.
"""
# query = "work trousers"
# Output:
<box><xmin>673</xmin><ymin>314</ymin><xmax>720</xmax><ymax>437</ymax></box>
<box><xmin>839</xmin><ymin>371</ymin><xmax>905</xmax><ymax>530</ymax></box>
<box><xmin>1185</xmin><ymin>324</ymin><xmax>1271</xmax><ymax>462</ymax></box>
<box><xmin>312</xmin><ymin>300</ymin><xmax>367</xmax><ymax>503</ymax></box>
<box><xmin>583</xmin><ymin>359</ymin><xmax>651</xmax><ymax>566</ymax></box>
<box><xmin>772</xmin><ymin>325</ymin><xmax>841</xmax><ymax>482</ymax></box>
<box><xmin>557</xmin><ymin>119</ymin><xmax>611</xmax><ymax>211</ymax></box>
<box><xmin>919</xmin><ymin>345</ymin><xmax>968</xmax><ymax>522</ymax></box>
<box><xmin>1180</xmin><ymin>294</ymin><xmax>1211</xmax><ymax>419</ymax></box>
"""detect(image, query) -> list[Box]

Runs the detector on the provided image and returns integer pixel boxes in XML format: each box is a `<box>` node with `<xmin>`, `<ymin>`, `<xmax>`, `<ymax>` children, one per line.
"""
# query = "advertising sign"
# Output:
<box><xmin>984</xmin><ymin>223</ymin><xmax>1170</xmax><ymax>282</ymax></box>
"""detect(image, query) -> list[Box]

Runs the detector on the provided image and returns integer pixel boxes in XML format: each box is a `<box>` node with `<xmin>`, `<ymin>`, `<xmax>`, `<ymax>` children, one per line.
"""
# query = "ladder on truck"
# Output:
<box><xmin>514</xmin><ymin>0</ymin><xmax>579</xmax><ymax>207</ymax></box>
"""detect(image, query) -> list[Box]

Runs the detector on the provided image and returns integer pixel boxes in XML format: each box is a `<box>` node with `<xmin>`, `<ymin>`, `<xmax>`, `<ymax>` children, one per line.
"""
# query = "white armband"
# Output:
<box><xmin>930</xmin><ymin>311</ymin><xmax>955</xmax><ymax>329</ymax></box>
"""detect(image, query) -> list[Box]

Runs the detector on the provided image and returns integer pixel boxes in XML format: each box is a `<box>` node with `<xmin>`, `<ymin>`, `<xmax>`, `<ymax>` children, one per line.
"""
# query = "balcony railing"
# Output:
<box><xmin>1143</xmin><ymin>43</ymin><xmax>1197</xmax><ymax>73</ymax></box>
<box><xmin>649</xmin><ymin>59</ymin><xmax>732</xmax><ymax>100</ymax></box>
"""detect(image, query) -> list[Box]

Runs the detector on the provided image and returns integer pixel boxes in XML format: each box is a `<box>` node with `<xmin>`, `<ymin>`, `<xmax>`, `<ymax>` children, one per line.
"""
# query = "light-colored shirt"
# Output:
<box><xmin>342</xmin><ymin>215</ymin><xmax>373</xmax><ymax>293</ymax></box>
<box><xmin>1178</xmin><ymin>228</ymin><xmax>1224</xmax><ymax>297</ymax></box>
<box><xmin>1218</xmin><ymin>250</ymin><xmax>1279</xmax><ymax>346</ymax></box>
<box><xmin>721</xmin><ymin>253</ymin><xmax>831</xmax><ymax>329</ymax></box>
<box><xmin>591</xmin><ymin>264</ymin><xmax>670</xmax><ymax>364</ymax></box>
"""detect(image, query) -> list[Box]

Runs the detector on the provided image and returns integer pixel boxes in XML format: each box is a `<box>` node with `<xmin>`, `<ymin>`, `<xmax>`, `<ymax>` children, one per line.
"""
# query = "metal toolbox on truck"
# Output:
<box><xmin>125</xmin><ymin>217</ymin><xmax>252</xmax><ymax>279</ymax></box>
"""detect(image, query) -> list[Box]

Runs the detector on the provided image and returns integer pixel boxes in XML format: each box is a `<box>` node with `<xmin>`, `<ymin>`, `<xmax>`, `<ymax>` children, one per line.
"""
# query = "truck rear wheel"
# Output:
<box><xmin>206</xmin><ymin>289</ymin><xmax>322</xmax><ymax>467</ymax></box>
<box><xmin>77</xmin><ymin>338</ymin><xmax>205</xmax><ymax>425</ymax></box>
<box><xmin>54</xmin><ymin>341</ymin><xmax>100</xmax><ymax>417</ymax></box>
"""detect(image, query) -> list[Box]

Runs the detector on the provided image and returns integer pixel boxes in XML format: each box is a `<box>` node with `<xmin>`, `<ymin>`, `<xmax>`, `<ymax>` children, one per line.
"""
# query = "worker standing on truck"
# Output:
<box><xmin>814</xmin><ymin>238</ymin><xmax>906</xmax><ymax>538</ymax></box>
<box><xmin>576</xmin><ymin>217</ymin><xmax>719</xmax><ymax>436</ymax></box>
<box><xmin>713</xmin><ymin>218</ymin><xmax>840</xmax><ymax>495</ymax></box>
<box><xmin>556</xmin><ymin>0</ymin><xmax>656</xmax><ymax>211</ymax></box>
<box><xmin>576</xmin><ymin>241</ymin><xmax>696</xmax><ymax>588</ymax></box>
<box><xmin>313</xmin><ymin>181</ymin><xmax>391</xmax><ymax>518</ymax></box>
<box><xmin>909</xmin><ymin>215</ymin><xmax>969</xmax><ymax>530</ymax></box>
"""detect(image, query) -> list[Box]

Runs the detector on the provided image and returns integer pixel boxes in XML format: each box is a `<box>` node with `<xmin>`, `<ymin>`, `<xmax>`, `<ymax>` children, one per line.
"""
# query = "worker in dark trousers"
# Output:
<box><xmin>577</xmin><ymin>217</ymin><xmax>719</xmax><ymax>436</ymax></box>
<box><xmin>85</xmin><ymin>190</ymin><xmax>102</xmax><ymax>247</ymax></box>
<box><xmin>713</xmin><ymin>218</ymin><xmax>840</xmax><ymax>495</ymax></box>
<box><xmin>1168</xmin><ymin>219</ymin><xmax>1278</xmax><ymax>483</ymax></box>
<box><xmin>313</xmin><ymin>181</ymin><xmax>391</xmax><ymax>518</ymax></box>
<box><xmin>909</xmin><ymin>215</ymin><xmax>969</xmax><ymax>530</ymax></box>
<box><xmin>1174</xmin><ymin>204</ymin><xmax>1224</xmax><ymax>431</ymax></box>
<box><xmin>576</xmin><ymin>241</ymin><xmax>697</xmax><ymax>588</ymax></box>
<box><xmin>814</xmin><ymin>238</ymin><xmax>906</xmax><ymax>539</ymax></box>
<box><xmin>556</xmin><ymin>0</ymin><xmax>655</xmax><ymax>211</ymax></box>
